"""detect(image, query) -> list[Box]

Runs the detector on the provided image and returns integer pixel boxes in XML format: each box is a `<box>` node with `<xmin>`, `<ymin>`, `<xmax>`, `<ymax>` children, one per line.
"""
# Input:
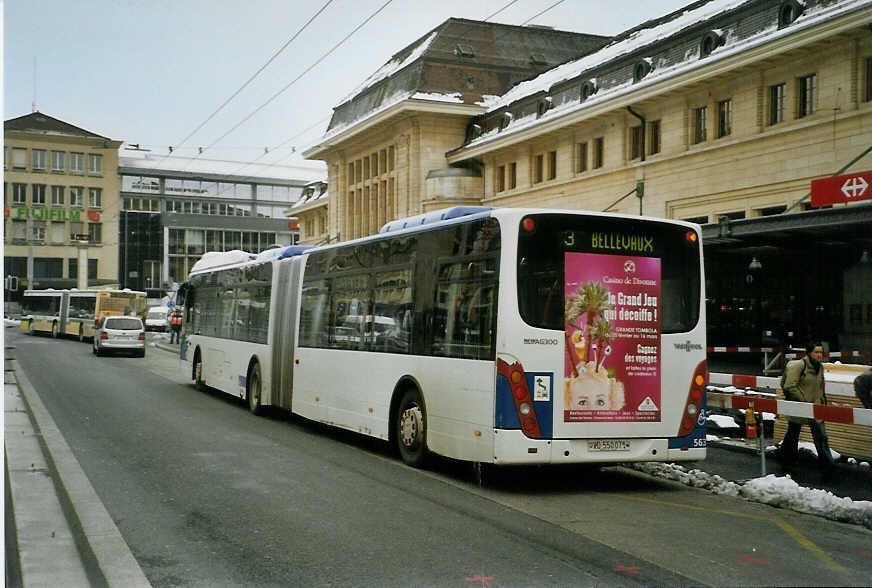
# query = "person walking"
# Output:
<box><xmin>169</xmin><ymin>309</ymin><xmax>183</xmax><ymax>344</ymax></box>
<box><xmin>854</xmin><ymin>364</ymin><xmax>872</xmax><ymax>409</ymax></box>
<box><xmin>777</xmin><ymin>341</ymin><xmax>836</xmax><ymax>475</ymax></box>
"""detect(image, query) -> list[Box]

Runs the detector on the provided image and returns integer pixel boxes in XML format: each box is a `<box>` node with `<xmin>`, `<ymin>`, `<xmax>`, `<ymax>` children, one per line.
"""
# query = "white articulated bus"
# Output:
<box><xmin>180</xmin><ymin>207</ymin><xmax>707</xmax><ymax>467</ymax></box>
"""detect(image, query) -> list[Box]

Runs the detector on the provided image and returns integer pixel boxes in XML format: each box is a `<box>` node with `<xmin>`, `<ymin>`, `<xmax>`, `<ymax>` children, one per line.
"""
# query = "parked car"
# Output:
<box><xmin>93</xmin><ymin>316</ymin><xmax>146</xmax><ymax>357</ymax></box>
<box><xmin>145</xmin><ymin>306</ymin><xmax>169</xmax><ymax>332</ymax></box>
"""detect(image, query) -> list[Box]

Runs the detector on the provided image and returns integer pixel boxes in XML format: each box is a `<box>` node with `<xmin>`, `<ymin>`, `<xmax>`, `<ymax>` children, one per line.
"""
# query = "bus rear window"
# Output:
<box><xmin>517</xmin><ymin>214</ymin><xmax>701</xmax><ymax>333</ymax></box>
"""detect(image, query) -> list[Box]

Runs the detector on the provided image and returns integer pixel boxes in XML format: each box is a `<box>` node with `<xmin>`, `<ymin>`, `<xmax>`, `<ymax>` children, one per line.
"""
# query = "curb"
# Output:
<box><xmin>13</xmin><ymin>361</ymin><xmax>152</xmax><ymax>587</ymax></box>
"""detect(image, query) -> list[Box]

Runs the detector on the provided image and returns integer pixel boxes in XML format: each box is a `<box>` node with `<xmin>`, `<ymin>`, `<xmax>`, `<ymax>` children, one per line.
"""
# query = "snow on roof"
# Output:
<box><xmin>309</xmin><ymin>89</ymin><xmax>474</xmax><ymax>150</ymax></box>
<box><xmin>119</xmin><ymin>152</ymin><xmax>326</xmax><ymax>183</ymax></box>
<box><xmin>467</xmin><ymin>0</ymin><xmax>871</xmax><ymax>148</ymax></box>
<box><xmin>338</xmin><ymin>32</ymin><xmax>438</xmax><ymax>106</ymax></box>
<box><xmin>188</xmin><ymin>250</ymin><xmax>254</xmax><ymax>275</ymax></box>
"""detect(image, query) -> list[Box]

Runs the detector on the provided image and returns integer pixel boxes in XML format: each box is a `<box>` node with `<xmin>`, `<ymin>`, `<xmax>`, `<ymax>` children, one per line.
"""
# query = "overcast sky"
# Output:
<box><xmin>4</xmin><ymin>0</ymin><xmax>691</xmax><ymax>168</ymax></box>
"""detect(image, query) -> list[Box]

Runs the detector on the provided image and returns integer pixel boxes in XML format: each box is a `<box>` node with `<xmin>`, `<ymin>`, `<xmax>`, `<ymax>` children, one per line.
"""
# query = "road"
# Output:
<box><xmin>9</xmin><ymin>328</ymin><xmax>872</xmax><ymax>587</ymax></box>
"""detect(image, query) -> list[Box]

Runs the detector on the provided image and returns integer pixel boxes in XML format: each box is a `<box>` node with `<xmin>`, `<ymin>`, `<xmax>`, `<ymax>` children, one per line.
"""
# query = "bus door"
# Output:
<box><xmin>271</xmin><ymin>257</ymin><xmax>304</xmax><ymax>410</ymax></box>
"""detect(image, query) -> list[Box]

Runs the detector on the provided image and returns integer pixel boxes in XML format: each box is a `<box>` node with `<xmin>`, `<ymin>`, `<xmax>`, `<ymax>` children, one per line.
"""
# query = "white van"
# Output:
<box><xmin>145</xmin><ymin>306</ymin><xmax>169</xmax><ymax>332</ymax></box>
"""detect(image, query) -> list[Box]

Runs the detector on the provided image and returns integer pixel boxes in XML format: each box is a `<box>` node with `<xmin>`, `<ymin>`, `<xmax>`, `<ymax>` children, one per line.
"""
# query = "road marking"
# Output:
<box><xmin>607</xmin><ymin>493</ymin><xmax>849</xmax><ymax>577</ymax></box>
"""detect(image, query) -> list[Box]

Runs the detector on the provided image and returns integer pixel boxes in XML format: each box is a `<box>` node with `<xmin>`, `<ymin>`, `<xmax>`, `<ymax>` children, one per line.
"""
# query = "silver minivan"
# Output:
<box><xmin>92</xmin><ymin>316</ymin><xmax>146</xmax><ymax>357</ymax></box>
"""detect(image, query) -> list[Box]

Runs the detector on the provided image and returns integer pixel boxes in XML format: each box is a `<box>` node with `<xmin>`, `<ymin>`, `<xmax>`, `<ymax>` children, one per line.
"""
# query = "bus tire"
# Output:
<box><xmin>193</xmin><ymin>349</ymin><xmax>205</xmax><ymax>390</ymax></box>
<box><xmin>247</xmin><ymin>361</ymin><xmax>263</xmax><ymax>416</ymax></box>
<box><xmin>51</xmin><ymin>322</ymin><xmax>59</xmax><ymax>338</ymax></box>
<box><xmin>27</xmin><ymin>321</ymin><xmax>34</xmax><ymax>336</ymax></box>
<box><xmin>395</xmin><ymin>387</ymin><xmax>428</xmax><ymax>467</ymax></box>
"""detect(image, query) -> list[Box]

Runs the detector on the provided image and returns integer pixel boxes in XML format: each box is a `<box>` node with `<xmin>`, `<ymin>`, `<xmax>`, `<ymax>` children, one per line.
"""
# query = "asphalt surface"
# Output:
<box><xmin>6</xmin><ymin>328</ymin><xmax>872</xmax><ymax>586</ymax></box>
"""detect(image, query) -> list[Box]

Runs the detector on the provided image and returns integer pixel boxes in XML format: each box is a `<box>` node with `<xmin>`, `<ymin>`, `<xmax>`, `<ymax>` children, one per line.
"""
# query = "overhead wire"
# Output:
<box><xmin>520</xmin><ymin>0</ymin><xmax>566</xmax><ymax>26</ymax></box>
<box><xmin>195</xmin><ymin>0</ymin><xmax>395</xmax><ymax>161</ymax></box>
<box><xmin>157</xmin><ymin>0</ymin><xmax>335</xmax><ymax>169</ymax></box>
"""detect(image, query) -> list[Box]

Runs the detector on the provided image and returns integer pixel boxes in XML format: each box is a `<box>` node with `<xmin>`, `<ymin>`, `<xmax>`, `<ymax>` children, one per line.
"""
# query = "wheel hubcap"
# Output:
<box><xmin>400</xmin><ymin>405</ymin><xmax>423</xmax><ymax>448</ymax></box>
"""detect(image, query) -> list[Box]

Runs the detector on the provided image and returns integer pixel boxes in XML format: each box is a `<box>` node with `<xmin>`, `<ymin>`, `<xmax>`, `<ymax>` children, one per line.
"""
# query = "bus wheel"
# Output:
<box><xmin>193</xmin><ymin>350</ymin><xmax>205</xmax><ymax>390</ymax></box>
<box><xmin>396</xmin><ymin>388</ymin><xmax>428</xmax><ymax>467</ymax></box>
<box><xmin>247</xmin><ymin>362</ymin><xmax>263</xmax><ymax>415</ymax></box>
<box><xmin>27</xmin><ymin>321</ymin><xmax>34</xmax><ymax>336</ymax></box>
<box><xmin>51</xmin><ymin>322</ymin><xmax>59</xmax><ymax>338</ymax></box>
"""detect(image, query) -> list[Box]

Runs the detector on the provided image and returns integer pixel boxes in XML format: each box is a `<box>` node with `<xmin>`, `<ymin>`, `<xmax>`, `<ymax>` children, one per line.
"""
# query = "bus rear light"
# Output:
<box><xmin>685</xmin><ymin>231</ymin><xmax>698</xmax><ymax>243</ymax></box>
<box><xmin>521</xmin><ymin>217</ymin><xmax>536</xmax><ymax>232</ymax></box>
<box><xmin>677</xmin><ymin>360</ymin><xmax>707</xmax><ymax>438</ymax></box>
<box><xmin>497</xmin><ymin>358</ymin><xmax>542</xmax><ymax>439</ymax></box>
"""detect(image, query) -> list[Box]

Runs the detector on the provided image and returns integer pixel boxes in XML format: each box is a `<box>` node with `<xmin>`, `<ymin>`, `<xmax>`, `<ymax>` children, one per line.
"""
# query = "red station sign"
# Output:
<box><xmin>810</xmin><ymin>170</ymin><xmax>872</xmax><ymax>206</ymax></box>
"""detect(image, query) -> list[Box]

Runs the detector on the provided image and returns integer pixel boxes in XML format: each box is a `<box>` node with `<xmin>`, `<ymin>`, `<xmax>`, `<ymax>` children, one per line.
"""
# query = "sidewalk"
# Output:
<box><xmin>4</xmin><ymin>343</ymin><xmax>151</xmax><ymax>587</ymax></box>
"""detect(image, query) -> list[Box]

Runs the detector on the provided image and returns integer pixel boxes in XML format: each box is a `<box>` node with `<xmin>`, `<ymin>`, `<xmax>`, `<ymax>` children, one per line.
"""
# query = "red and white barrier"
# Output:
<box><xmin>706</xmin><ymin>391</ymin><xmax>872</xmax><ymax>427</ymax></box>
<box><xmin>707</xmin><ymin>346</ymin><xmax>775</xmax><ymax>353</ymax></box>
<box><xmin>709</xmin><ymin>372</ymin><xmax>856</xmax><ymax>397</ymax></box>
<box><xmin>783</xmin><ymin>351</ymin><xmax>869</xmax><ymax>359</ymax></box>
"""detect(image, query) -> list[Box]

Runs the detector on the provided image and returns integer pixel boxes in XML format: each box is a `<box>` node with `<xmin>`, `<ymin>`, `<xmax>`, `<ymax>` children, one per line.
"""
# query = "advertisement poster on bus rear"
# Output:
<box><xmin>563</xmin><ymin>251</ymin><xmax>661</xmax><ymax>423</ymax></box>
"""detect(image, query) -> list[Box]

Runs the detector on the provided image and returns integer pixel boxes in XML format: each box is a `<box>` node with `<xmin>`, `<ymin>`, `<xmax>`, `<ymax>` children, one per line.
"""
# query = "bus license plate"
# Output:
<box><xmin>587</xmin><ymin>439</ymin><xmax>631</xmax><ymax>452</ymax></box>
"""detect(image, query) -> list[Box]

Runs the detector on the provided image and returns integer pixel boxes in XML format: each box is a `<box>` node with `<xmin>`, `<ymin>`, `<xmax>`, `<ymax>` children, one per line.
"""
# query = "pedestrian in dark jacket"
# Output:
<box><xmin>855</xmin><ymin>366</ymin><xmax>872</xmax><ymax>409</ymax></box>
<box><xmin>778</xmin><ymin>341</ymin><xmax>836</xmax><ymax>474</ymax></box>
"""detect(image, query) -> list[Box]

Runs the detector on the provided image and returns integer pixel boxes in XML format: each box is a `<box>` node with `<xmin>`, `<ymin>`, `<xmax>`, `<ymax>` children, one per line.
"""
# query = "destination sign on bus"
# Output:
<box><xmin>563</xmin><ymin>251</ymin><xmax>662</xmax><ymax>423</ymax></box>
<box><xmin>562</xmin><ymin>230</ymin><xmax>658</xmax><ymax>256</ymax></box>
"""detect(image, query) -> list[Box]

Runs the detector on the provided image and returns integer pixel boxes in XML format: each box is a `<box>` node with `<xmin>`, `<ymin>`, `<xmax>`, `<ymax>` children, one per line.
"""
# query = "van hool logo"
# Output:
<box><xmin>623</xmin><ymin>260</ymin><xmax>636</xmax><ymax>273</ymax></box>
<box><xmin>523</xmin><ymin>338</ymin><xmax>560</xmax><ymax>345</ymax></box>
<box><xmin>674</xmin><ymin>341</ymin><xmax>703</xmax><ymax>352</ymax></box>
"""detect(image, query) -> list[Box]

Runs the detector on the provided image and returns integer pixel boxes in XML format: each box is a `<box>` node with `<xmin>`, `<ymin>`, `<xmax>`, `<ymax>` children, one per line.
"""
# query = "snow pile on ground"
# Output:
<box><xmin>742</xmin><ymin>475</ymin><xmax>872</xmax><ymax>529</ymax></box>
<box><xmin>707</xmin><ymin>414</ymin><xmax>740</xmax><ymax>430</ymax></box>
<box><xmin>632</xmin><ymin>462</ymin><xmax>741</xmax><ymax>496</ymax></box>
<box><xmin>631</xmin><ymin>462</ymin><xmax>872</xmax><ymax>529</ymax></box>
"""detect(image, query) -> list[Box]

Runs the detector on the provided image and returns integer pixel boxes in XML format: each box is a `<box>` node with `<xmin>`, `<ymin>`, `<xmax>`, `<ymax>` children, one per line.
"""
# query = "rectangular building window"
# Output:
<box><xmin>88</xmin><ymin>223</ymin><xmax>102</xmax><ymax>243</ymax></box>
<box><xmin>593</xmin><ymin>137</ymin><xmax>604</xmax><ymax>169</ymax></box>
<box><xmin>12</xmin><ymin>183</ymin><xmax>27</xmax><ymax>204</ymax></box>
<box><xmin>33</xmin><ymin>221</ymin><xmax>47</xmax><ymax>242</ymax></box>
<box><xmin>717</xmin><ymin>99</ymin><xmax>732</xmax><ymax>138</ymax></box>
<box><xmin>348</xmin><ymin>162</ymin><xmax>355</xmax><ymax>184</ymax></box>
<box><xmin>71</xmin><ymin>152</ymin><xmax>84</xmax><ymax>174</ymax></box>
<box><xmin>769</xmin><ymin>83</ymin><xmax>786</xmax><ymax>125</ymax></box>
<box><xmin>693</xmin><ymin>106</ymin><xmax>707</xmax><ymax>144</ymax></box>
<box><xmin>576</xmin><ymin>142</ymin><xmax>588</xmax><ymax>172</ymax></box>
<box><xmin>363</xmin><ymin>157</ymin><xmax>370</xmax><ymax>180</ymax></box>
<box><xmin>32</xmin><ymin>184</ymin><xmax>47</xmax><ymax>205</ymax></box>
<box><xmin>88</xmin><ymin>187</ymin><xmax>102</xmax><ymax>208</ymax></box>
<box><xmin>798</xmin><ymin>73</ymin><xmax>816</xmax><ymax>118</ymax></box>
<box><xmin>88</xmin><ymin>153</ymin><xmax>103</xmax><ymax>176</ymax></box>
<box><xmin>630</xmin><ymin>125</ymin><xmax>643</xmax><ymax>159</ymax></box>
<box><xmin>496</xmin><ymin>165</ymin><xmax>506</xmax><ymax>192</ymax></box>
<box><xmin>388</xmin><ymin>146</ymin><xmax>395</xmax><ymax>171</ymax></box>
<box><xmin>50</xmin><ymin>221</ymin><xmax>65</xmax><ymax>243</ymax></box>
<box><xmin>12</xmin><ymin>148</ymin><xmax>26</xmax><ymax>169</ymax></box>
<box><xmin>70</xmin><ymin>187</ymin><xmax>84</xmax><ymax>207</ymax></box>
<box><xmin>866</xmin><ymin>58</ymin><xmax>872</xmax><ymax>102</ymax></box>
<box><xmin>371</xmin><ymin>153</ymin><xmax>378</xmax><ymax>176</ymax></box>
<box><xmin>32</xmin><ymin>149</ymin><xmax>46</xmax><ymax>171</ymax></box>
<box><xmin>51</xmin><ymin>151</ymin><xmax>65</xmax><ymax>172</ymax></box>
<box><xmin>547</xmin><ymin>151</ymin><xmax>557</xmax><ymax>180</ymax></box>
<box><xmin>509</xmin><ymin>162</ymin><xmax>517</xmax><ymax>189</ymax></box>
<box><xmin>534</xmin><ymin>154</ymin><xmax>544</xmax><ymax>183</ymax></box>
<box><xmin>51</xmin><ymin>186</ymin><xmax>64</xmax><ymax>206</ymax></box>
<box><xmin>648</xmin><ymin>120</ymin><xmax>661</xmax><ymax>155</ymax></box>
